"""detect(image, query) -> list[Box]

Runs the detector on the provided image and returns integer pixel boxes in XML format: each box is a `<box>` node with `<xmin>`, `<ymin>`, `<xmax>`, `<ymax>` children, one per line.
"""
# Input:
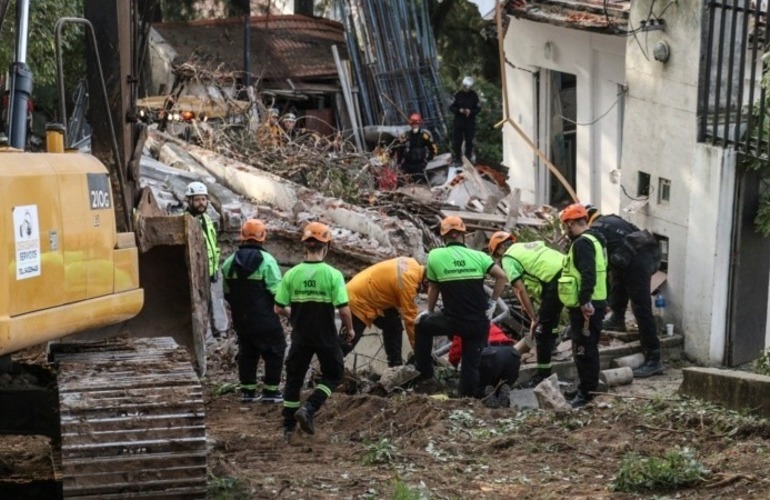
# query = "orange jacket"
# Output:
<box><xmin>347</xmin><ymin>257</ymin><xmax>424</xmax><ymax>347</ymax></box>
<box><xmin>449</xmin><ymin>324</ymin><xmax>514</xmax><ymax>367</ymax></box>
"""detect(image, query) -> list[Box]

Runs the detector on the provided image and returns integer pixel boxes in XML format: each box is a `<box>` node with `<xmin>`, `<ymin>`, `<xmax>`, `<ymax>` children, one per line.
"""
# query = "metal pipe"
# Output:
<box><xmin>733</xmin><ymin>0</ymin><xmax>750</xmax><ymax>147</ymax></box>
<box><xmin>7</xmin><ymin>0</ymin><xmax>32</xmax><ymax>149</ymax></box>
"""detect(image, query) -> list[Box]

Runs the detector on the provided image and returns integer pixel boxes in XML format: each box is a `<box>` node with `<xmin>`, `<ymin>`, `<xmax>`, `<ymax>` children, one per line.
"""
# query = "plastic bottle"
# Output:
<box><xmin>654</xmin><ymin>294</ymin><xmax>666</xmax><ymax>333</ymax></box>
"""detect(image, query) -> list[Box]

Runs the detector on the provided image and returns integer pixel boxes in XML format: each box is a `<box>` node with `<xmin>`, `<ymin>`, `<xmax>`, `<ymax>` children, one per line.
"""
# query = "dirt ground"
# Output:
<box><xmin>204</xmin><ymin>354</ymin><xmax>770</xmax><ymax>499</ymax></box>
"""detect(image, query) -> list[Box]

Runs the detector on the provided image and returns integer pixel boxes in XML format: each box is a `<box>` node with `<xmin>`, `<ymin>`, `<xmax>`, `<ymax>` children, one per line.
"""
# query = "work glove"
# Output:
<box><xmin>339</xmin><ymin>325</ymin><xmax>353</xmax><ymax>345</ymax></box>
<box><xmin>485</xmin><ymin>300</ymin><xmax>496</xmax><ymax>321</ymax></box>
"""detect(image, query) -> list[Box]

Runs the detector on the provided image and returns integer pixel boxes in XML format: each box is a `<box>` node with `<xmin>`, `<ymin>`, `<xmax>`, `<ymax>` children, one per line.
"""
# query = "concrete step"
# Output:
<box><xmin>518</xmin><ymin>334</ymin><xmax>683</xmax><ymax>386</ymax></box>
<box><xmin>679</xmin><ymin>367</ymin><xmax>770</xmax><ymax>418</ymax></box>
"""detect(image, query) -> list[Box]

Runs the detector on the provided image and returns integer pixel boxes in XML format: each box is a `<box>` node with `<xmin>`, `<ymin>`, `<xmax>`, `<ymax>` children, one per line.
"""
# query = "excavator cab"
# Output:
<box><xmin>0</xmin><ymin>1</ymin><xmax>210</xmax><ymax>497</ymax></box>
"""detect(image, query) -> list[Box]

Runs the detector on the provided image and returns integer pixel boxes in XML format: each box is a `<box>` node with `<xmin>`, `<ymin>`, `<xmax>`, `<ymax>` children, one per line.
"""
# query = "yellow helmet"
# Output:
<box><xmin>301</xmin><ymin>222</ymin><xmax>332</xmax><ymax>243</ymax></box>
<box><xmin>488</xmin><ymin>231</ymin><xmax>515</xmax><ymax>255</ymax></box>
<box><xmin>440</xmin><ymin>216</ymin><xmax>466</xmax><ymax>236</ymax></box>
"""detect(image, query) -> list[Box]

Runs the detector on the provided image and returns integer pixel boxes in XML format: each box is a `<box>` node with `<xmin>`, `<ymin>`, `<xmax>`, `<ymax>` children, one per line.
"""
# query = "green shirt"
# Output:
<box><xmin>275</xmin><ymin>261</ymin><xmax>348</xmax><ymax>346</ymax></box>
<box><xmin>501</xmin><ymin>241</ymin><xmax>563</xmax><ymax>296</ymax></box>
<box><xmin>200</xmin><ymin>213</ymin><xmax>221</xmax><ymax>277</ymax></box>
<box><xmin>426</xmin><ymin>242</ymin><xmax>494</xmax><ymax>323</ymax></box>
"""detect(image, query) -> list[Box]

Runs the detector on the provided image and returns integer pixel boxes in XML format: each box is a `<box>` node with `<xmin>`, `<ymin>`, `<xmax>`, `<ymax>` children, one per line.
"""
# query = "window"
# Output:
<box><xmin>658</xmin><ymin>177</ymin><xmax>671</xmax><ymax>204</ymax></box>
<box><xmin>638</xmin><ymin>171</ymin><xmax>651</xmax><ymax>197</ymax></box>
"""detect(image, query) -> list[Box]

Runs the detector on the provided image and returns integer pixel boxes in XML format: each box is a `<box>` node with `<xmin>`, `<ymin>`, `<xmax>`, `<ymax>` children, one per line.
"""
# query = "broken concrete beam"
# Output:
<box><xmin>599</xmin><ymin>367</ymin><xmax>634</xmax><ymax>387</ymax></box>
<box><xmin>679</xmin><ymin>367</ymin><xmax>770</xmax><ymax>419</ymax></box>
<box><xmin>149</xmin><ymin>130</ymin><xmax>425</xmax><ymax>262</ymax></box>
<box><xmin>156</xmin><ymin>141</ymin><xmax>217</xmax><ymax>184</ymax></box>
<box><xmin>611</xmin><ymin>353</ymin><xmax>646</xmax><ymax>370</ymax></box>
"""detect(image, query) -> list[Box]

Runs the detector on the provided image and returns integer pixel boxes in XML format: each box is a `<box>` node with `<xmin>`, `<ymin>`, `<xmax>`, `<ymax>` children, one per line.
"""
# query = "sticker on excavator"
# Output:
<box><xmin>13</xmin><ymin>205</ymin><xmax>40</xmax><ymax>280</ymax></box>
<box><xmin>87</xmin><ymin>172</ymin><xmax>112</xmax><ymax>209</ymax></box>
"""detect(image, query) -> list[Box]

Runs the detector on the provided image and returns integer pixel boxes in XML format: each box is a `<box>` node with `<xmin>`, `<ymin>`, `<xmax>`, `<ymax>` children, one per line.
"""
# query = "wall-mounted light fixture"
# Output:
<box><xmin>653</xmin><ymin>41</ymin><xmax>670</xmax><ymax>63</ymax></box>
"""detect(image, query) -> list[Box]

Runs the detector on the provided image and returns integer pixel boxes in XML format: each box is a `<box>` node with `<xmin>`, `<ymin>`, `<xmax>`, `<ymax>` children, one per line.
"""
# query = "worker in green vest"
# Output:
<box><xmin>185</xmin><ymin>181</ymin><xmax>221</xmax><ymax>280</ymax></box>
<box><xmin>488</xmin><ymin>231</ymin><xmax>564</xmax><ymax>388</ymax></box>
<box><xmin>558</xmin><ymin>203</ymin><xmax>608</xmax><ymax>409</ymax></box>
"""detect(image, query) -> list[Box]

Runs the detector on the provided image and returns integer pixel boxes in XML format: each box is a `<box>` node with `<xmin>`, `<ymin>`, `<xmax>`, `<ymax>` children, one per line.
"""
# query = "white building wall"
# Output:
<box><xmin>622</xmin><ymin>0</ymin><xmax>736</xmax><ymax>364</ymax></box>
<box><xmin>501</xmin><ymin>19</ymin><xmax>625</xmax><ymax>211</ymax></box>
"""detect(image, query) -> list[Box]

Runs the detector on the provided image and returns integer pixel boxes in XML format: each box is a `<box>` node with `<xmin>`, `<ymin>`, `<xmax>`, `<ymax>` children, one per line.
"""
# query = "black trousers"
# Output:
<box><xmin>342</xmin><ymin>308</ymin><xmax>404</xmax><ymax>367</ymax></box>
<box><xmin>236</xmin><ymin>328</ymin><xmax>285</xmax><ymax>390</ymax></box>
<box><xmin>479</xmin><ymin>345</ymin><xmax>521</xmax><ymax>389</ymax></box>
<box><xmin>414</xmin><ymin>311</ymin><xmax>488</xmax><ymax>398</ymax></box>
<box><xmin>398</xmin><ymin>161</ymin><xmax>428</xmax><ymax>185</ymax></box>
<box><xmin>282</xmin><ymin>342</ymin><xmax>344</xmax><ymax>430</ymax></box>
<box><xmin>568</xmin><ymin>301</ymin><xmax>606</xmax><ymax>397</ymax></box>
<box><xmin>535</xmin><ymin>277</ymin><xmax>564</xmax><ymax>374</ymax></box>
<box><xmin>608</xmin><ymin>251</ymin><xmax>660</xmax><ymax>353</ymax></box>
<box><xmin>452</xmin><ymin>123</ymin><xmax>476</xmax><ymax>161</ymax></box>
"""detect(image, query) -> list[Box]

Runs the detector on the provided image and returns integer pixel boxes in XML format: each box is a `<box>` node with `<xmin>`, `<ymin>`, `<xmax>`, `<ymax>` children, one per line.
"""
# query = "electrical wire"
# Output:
<box><xmin>621</xmin><ymin>182</ymin><xmax>653</xmax><ymax>201</ymax></box>
<box><xmin>559</xmin><ymin>87</ymin><xmax>628</xmax><ymax>127</ymax></box>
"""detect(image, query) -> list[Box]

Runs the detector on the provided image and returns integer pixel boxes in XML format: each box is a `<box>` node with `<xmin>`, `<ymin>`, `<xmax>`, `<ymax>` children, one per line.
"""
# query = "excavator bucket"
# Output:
<box><xmin>129</xmin><ymin>200</ymin><xmax>210</xmax><ymax>376</ymax></box>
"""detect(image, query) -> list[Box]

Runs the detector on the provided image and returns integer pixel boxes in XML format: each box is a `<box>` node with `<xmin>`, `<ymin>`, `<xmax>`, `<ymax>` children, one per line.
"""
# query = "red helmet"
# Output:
<box><xmin>241</xmin><ymin>219</ymin><xmax>266</xmax><ymax>243</ymax></box>
<box><xmin>408</xmin><ymin>113</ymin><xmax>422</xmax><ymax>125</ymax></box>
<box><xmin>488</xmin><ymin>231</ymin><xmax>515</xmax><ymax>255</ymax></box>
<box><xmin>560</xmin><ymin>203</ymin><xmax>589</xmax><ymax>223</ymax></box>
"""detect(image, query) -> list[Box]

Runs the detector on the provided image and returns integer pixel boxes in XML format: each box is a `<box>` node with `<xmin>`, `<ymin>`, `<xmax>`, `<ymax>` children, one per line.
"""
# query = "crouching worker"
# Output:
<box><xmin>448</xmin><ymin>323</ymin><xmax>520</xmax><ymax>408</ymax></box>
<box><xmin>342</xmin><ymin>257</ymin><xmax>425</xmax><ymax>367</ymax></box>
<box><xmin>223</xmin><ymin>219</ymin><xmax>285</xmax><ymax>403</ymax></box>
<box><xmin>274</xmin><ymin>222</ymin><xmax>354</xmax><ymax>442</ymax></box>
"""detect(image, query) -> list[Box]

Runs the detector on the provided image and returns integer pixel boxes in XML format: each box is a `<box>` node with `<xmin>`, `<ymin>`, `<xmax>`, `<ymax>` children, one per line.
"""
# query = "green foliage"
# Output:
<box><xmin>611</xmin><ymin>447</ymin><xmax>711</xmax><ymax>492</ymax></box>
<box><xmin>754</xmin><ymin>191</ymin><xmax>770</xmax><ymax>237</ymax></box>
<box><xmin>391</xmin><ymin>479</ymin><xmax>430</xmax><ymax>500</ymax></box>
<box><xmin>0</xmin><ymin>0</ymin><xmax>84</xmax><ymax>89</ymax></box>
<box><xmin>363</xmin><ymin>437</ymin><xmax>399</xmax><ymax>465</ymax></box>
<box><xmin>214</xmin><ymin>381</ymin><xmax>239</xmax><ymax>396</ymax></box>
<box><xmin>756</xmin><ymin>347</ymin><xmax>770</xmax><ymax>376</ymax></box>
<box><xmin>207</xmin><ymin>474</ymin><xmax>250</xmax><ymax>499</ymax></box>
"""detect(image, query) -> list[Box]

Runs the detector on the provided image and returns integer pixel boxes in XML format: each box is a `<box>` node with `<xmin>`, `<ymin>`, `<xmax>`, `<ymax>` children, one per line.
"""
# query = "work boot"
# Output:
<box><xmin>283</xmin><ymin>428</ymin><xmax>294</xmax><ymax>444</ymax></box>
<box><xmin>523</xmin><ymin>371</ymin><xmax>551</xmax><ymax>389</ymax></box>
<box><xmin>633</xmin><ymin>350</ymin><xmax>664</xmax><ymax>378</ymax></box>
<box><xmin>481</xmin><ymin>385</ymin><xmax>500</xmax><ymax>409</ymax></box>
<box><xmin>602</xmin><ymin>313</ymin><xmax>626</xmax><ymax>332</ymax></box>
<box><xmin>294</xmin><ymin>405</ymin><xmax>315</xmax><ymax>434</ymax></box>
<box><xmin>570</xmin><ymin>391</ymin><xmax>593</xmax><ymax>409</ymax></box>
<box><xmin>261</xmin><ymin>389</ymin><xmax>284</xmax><ymax>404</ymax></box>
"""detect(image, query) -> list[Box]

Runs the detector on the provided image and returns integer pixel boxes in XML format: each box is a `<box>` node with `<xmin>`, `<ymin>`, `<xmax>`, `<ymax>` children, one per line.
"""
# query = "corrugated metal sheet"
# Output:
<box><xmin>505</xmin><ymin>0</ymin><xmax>630</xmax><ymax>33</ymax></box>
<box><xmin>153</xmin><ymin>14</ymin><xmax>347</xmax><ymax>82</ymax></box>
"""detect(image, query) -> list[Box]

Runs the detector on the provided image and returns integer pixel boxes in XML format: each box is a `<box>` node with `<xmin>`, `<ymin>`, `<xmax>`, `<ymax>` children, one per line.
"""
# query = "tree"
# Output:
<box><xmin>0</xmin><ymin>0</ymin><xmax>84</xmax><ymax>89</ymax></box>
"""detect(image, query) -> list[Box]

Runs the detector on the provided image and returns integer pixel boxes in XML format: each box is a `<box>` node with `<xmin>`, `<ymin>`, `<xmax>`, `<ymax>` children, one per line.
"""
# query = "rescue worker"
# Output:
<box><xmin>342</xmin><ymin>257</ymin><xmax>425</xmax><ymax>367</ymax></box>
<box><xmin>449</xmin><ymin>76</ymin><xmax>481</xmax><ymax>165</ymax></box>
<box><xmin>488</xmin><ymin>232</ymin><xmax>564</xmax><ymax>388</ymax></box>
<box><xmin>394</xmin><ymin>113</ymin><xmax>437</xmax><ymax>185</ymax></box>
<box><xmin>185</xmin><ymin>181</ymin><xmax>220</xmax><ymax>281</ymax></box>
<box><xmin>448</xmin><ymin>323</ymin><xmax>521</xmax><ymax>408</ymax></box>
<box><xmin>222</xmin><ymin>219</ymin><xmax>285</xmax><ymax>403</ymax></box>
<box><xmin>274</xmin><ymin>222</ymin><xmax>354</xmax><ymax>442</ymax></box>
<box><xmin>559</xmin><ymin>204</ymin><xmax>608</xmax><ymax>408</ymax></box>
<box><xmin>414</xmin><ymin>216</ymin><xmax>508</xmax><ymax>398</ymax></box>
<box><xmin>256</xmin><ymin>107</ymin><xmax>282</xmax><ymax>147</ymax></box>
<box><xmin>584</xmin><ymin>204</ymin><xmax>663</xmax><ymax>378</ymax></box>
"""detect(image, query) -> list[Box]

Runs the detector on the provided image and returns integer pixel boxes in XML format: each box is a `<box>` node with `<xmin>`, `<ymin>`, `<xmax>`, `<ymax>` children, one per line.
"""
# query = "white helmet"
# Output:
<box><xmin>462</xmin><ymin>76</ymin><xmax>474</xmax><ymax>88</ymax></box>
<box><xmin>185</xmin><ymin>181</ymin><xmax>208</xmax><ymax>197</ymax></box>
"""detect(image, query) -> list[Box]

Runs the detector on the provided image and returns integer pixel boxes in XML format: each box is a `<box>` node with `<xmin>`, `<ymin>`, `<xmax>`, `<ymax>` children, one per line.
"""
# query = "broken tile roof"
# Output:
<box><xmin>505</xmin><ymin>0</ymin><xmax>630</xmax><ymax>33</ymax></box>
<box><xmin>153</xmin><ymin>14</ymin><xmax>347</xmax><ymax>82</ymax></box>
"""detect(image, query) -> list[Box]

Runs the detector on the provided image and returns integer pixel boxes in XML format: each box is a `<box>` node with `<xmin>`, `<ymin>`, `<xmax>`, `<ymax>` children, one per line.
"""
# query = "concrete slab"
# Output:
<box><xmin>679</xmin><ymin>367</ymin><xmax>770</xmax><ymax>418</ymax></box>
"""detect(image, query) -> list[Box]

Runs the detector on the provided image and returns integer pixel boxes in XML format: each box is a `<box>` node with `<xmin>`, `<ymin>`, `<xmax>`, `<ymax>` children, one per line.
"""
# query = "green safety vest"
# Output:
<box><xmin>502</xmin><ymin>241</ymin><xmax>563</xmax><ymax>296</ymax></box>
<box><xmin>200</xmin><ymin>213</ymin><xmax>221</xmax><ymax>277</ymax></box>
<box><xmin>559</xmin><ymin>233</ymin><xmax>607</xmax><ymax>307</ymax></box>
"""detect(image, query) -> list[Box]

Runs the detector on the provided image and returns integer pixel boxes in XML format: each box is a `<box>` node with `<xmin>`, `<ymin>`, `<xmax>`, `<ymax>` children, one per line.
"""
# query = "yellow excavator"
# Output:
<box><xmin>1</xmin><ymin>0</ymin><xmax>209</xmax><ymax>497</ymax></box>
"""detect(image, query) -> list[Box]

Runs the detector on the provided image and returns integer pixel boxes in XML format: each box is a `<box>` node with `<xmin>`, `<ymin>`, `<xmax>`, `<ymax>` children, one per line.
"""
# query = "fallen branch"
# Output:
<box><xmin>705</xmin><ymin>472</ymin><xmax>757</xmax><ymax>489</ymax></box>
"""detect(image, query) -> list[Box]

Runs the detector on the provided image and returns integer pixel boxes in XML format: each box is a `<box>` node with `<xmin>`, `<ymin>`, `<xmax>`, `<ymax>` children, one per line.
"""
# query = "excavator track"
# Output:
<box><xmin>51</xmin><ymin>337</ymin><xmax>207</xmax><ymax>499</ymax></box>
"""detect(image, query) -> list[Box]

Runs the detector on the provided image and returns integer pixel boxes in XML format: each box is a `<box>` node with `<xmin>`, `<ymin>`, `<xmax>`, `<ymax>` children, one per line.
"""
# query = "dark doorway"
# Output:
<box><xmin>726</xmin><ymin>166</ymin><xmax>770</xmax><ymax>366</ymax></box>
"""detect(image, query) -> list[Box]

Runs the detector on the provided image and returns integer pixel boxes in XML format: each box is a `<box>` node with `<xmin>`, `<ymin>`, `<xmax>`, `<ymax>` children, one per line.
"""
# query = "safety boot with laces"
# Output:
<box><xmin>481</xmin><ymin>385</ymin><xmax>500</xmax><ymax>409</ymax></box>
<box><xmin>497</xmin><ymin>384</ymin><xmax>512</xmax><ymax>409</ymax></box>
